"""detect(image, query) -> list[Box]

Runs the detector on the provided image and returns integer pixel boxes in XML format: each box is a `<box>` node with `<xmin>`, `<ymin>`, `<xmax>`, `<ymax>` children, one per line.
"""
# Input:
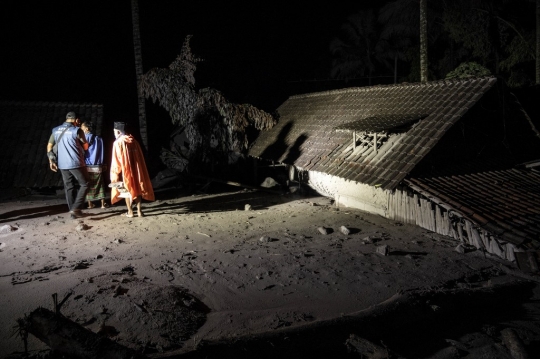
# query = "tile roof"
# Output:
<box><xmin>405</xmin><ymin>169</ymin><xmax>540</xmax><ymax>246</ymax></box>
<box><xmin>248</xmin><ymin>77</ymin><xmax>497</xmax><ymax>190</ymax></box>
<box><xmin>0</xmin><ymin>101</ymin><xmax>104</xmax><ymax>189</ymax></box>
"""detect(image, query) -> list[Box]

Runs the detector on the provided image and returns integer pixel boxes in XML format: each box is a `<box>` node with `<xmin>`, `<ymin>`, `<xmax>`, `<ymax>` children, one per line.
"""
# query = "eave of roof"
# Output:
<box><xmin>404</xmin><ymin>168</ymin><xmax>540</xmax><ymax>246</ymax></box>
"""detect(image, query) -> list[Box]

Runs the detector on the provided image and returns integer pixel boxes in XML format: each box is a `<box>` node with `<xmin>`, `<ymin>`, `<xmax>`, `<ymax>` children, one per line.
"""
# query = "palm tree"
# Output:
<box><xmin>330</xmin><ymin>9</ymin><xmax>397</xmax><ymax>84</ymax></box>
<box><xmin>420</xmin><ymin>0</ymin><xmax>428</xmax><ymax>82</ymax></box>
<box><xmin>140</xmin><ymin>36</ymin><xmax>276</xmax><ymax>174</ymax></box>
<box><xmin>378</xmin><ymin>0</ymin><xmax>436</xmax><ymax>82</ymax></box>
<box><xmin>131</xmin><ymin>0</ymin><xmax>148</xmax><ymax>152</ymax></box>
<box><xmin>444</xmin><ymin>0</ymin><xmax>536</xmax><ymax>86</ymax></box>
<box><xmin>536</xmin><ymin>0</ymin><xmax>540</xmax><ymax>85</ymax></box>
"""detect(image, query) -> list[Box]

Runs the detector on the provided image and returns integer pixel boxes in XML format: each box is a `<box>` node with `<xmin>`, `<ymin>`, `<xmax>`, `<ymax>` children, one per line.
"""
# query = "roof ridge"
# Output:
<box><xmin>288</xmin><ymin>76</ymin><xmax>497</xmax><ymax>100</ymax></box>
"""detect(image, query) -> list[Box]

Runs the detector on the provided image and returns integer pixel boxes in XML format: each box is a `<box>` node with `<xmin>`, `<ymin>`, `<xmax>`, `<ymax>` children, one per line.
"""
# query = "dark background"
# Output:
<box><xmin>0</xmin><ymin>1</ymin><xmax>373</xmax><ymax>118</ymax></box>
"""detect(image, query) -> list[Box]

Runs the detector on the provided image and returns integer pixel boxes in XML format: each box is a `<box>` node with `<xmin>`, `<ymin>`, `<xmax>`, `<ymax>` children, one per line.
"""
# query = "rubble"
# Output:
<box><xmin>340</xmin><ymin>226</ymin><xmax>350</xmax><ymax>235</ymax></box>
<box><xmin>0</xmin><ymin>224</ymin><xmax>17</xmax><ymax>234</ymax></box>
<box><xmin>318</xmin><ymin>227</ymin><xmax>329</xmax><ymax>235</ymax></box>
<box><xmin>376</xmin><ymin>245</ymin><xmax>389</xmax><ymax>256</ymax></box>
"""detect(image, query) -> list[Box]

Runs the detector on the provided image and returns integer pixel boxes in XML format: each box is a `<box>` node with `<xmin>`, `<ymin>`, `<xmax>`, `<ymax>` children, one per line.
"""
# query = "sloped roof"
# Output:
<box><xmin>334</xmin><ymin>113</ymin><xmax>427</xmax><ymax>133</ymax></box>
<box><xmin>0</xmin><ymin>101</ymin><xmax>104</xmax><ymax>189</ymax></box>
<box><xmin>249</xmin><ymin>77</ymin><xmax>497</xmax><ymax>190</ymax></box>
<box><xmin>405</xmin><ymin>169</ymin><xmax>540</xmax><ymax>246</ymax></box>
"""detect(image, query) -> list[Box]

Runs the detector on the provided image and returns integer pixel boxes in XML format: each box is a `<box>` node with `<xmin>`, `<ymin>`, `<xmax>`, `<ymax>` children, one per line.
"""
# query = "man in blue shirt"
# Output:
<box><xmin>46</xmin><ymin>111</ymin><xmax>89</xmax><ymax>219</ymax></box>
<box><xmin>81</xmin><ymin>121</ymin><xmax>108</xmax><ymax>209</ymax></box>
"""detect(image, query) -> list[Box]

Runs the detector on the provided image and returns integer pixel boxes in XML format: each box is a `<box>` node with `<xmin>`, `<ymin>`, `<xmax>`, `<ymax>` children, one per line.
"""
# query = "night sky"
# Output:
<box><xmin>1</xmin><ymin>1</ymin><xmax>372</xmax><ymax>121</ymax></box>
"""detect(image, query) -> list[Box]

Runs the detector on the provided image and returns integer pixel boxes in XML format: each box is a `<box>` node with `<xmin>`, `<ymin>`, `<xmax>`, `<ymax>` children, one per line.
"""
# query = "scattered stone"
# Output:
<box><xmin>113</xmin><ymin>238</ymin><xmax>124</xmax><ymax>244</ymax></box>
<box><xmin>75</xmin><ymin>223</ymin><xmax>89</xmax><ymax>231</ymax></box>
<box><xmin>340</xmin><ymin>226</ymin><xmax>350</xmax><ymax>235</ymax></box>
<box><xmin>0</xmin><ymin>224</ymin><xmax>17</xmax><ymax>234</ymax></box>
<box><xmin>113</xmin><ymin>285</ymin><xmax>128</xmax><ymax>297</ymax></box>
<box><xmin>346</xmin><ymin>334</ymin><xmax>387</xmax><ymax>358</ymax></box>
<box><xmin>121</xmin><ymin>265</ymin><xmax>135</xmax><ymax>273</ymax></box>
<box><xmin>245</xmin><ymin>204</ymin><xmax>252</xmax><ymax>211</ymax></box>
<box><xmin>259</xmin><ymin>236</ymin><xmax>273</xmax><ymax>243</ymax></box>
<box><xmin>455</xmin><ymin>244</ymin><xmax>466</xmax><ymax>254</ymax></box>
<box><xmin>317</xmin><ymin>227</ymin><xmax>329</xmax><ymax>235</ymax></box>
<box><xmin>376</xmin><ymin>245</ymin><xmax>389</xmax><ymax>256</ymax></box>
<box><xmin>73</xmin><ymin>261</ymin><xmax>90</xmax><ymax>270</ymax></box>
<box><xmin>260</xmin><ymin>177</ymin><xmax>279</xmax><ymax>188</ymax></box>
<box><xmin>362</xmin><ymin>236</ymin><xmax>374</xmax><ymax>244</ymax></box>
<box><xmin>96</xmin><ymin>254</ymin><xmax>103</xmax><ymax>259</ymax></box>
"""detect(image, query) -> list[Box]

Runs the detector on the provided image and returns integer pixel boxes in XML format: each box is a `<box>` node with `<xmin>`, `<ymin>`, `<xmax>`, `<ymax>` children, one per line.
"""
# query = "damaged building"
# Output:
<box><xmin>249</xmin><ymin>77</ymin><xmax>540</xmax><ymax>263</ymax></box>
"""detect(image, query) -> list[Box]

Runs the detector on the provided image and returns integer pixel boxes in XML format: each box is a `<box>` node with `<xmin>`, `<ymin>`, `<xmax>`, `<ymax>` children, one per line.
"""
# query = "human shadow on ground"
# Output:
<box><xmin>0</xmin><ymin>203</ymin><xmax>68</xmax><ymax>223</ymax></box>
<box><xmin>140</xmin><ymin>188</ymin><xmax>302</xmax><ymax>216</ymax></box>
<box><xmin>1</xmin><ymin>183</ymin><xmax>320</xmax><ymax>223</ymax></box>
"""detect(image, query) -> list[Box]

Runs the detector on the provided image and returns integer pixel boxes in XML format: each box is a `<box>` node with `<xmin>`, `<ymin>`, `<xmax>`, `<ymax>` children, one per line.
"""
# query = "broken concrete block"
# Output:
<box><xmin>0</xmin><ymin>225</ymin><xmax>17</xmax><ymax>234</ymax></box>
<box><xmin>340</xmin><ymin>226</ymin><xmax>350</xmax><ymax>235</ymax></box>
<box><xmin>318</xmin><ymin>227</ymin><xmax>329</xmax><ymax>235</ymax></box>
<box><xmin>259</xmin><ymin>236</ymin><xmax>272</xmax><ymax>243</ymax></box>
<box><xmin>376</xmin><ymin>245</ymin><xmax>389</xmax><ymax>256</ymax></box>
<box><xmin>75</xmin><ymin>223</ymin><xmax>89</xmax><ymax>231</ymax></box>
<box><xmin>362</xmin><ymin>236</ymin><xmax>374</xmax><ymax>244</ymax></box>
<box><xmin>455</xmin><ymin>244</ymin><xmax>466</xmax><ymax>253</ymax></box>
<box><xmin>260</xmin><ymin>177</ymin><xmax>279</xmax><ymax>188</ymax></box>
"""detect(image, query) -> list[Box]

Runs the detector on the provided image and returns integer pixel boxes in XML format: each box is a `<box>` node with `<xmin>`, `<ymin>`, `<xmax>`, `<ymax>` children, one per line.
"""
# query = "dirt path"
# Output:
<box><xmin>1</xmin><ymin>187</ymin><xmax>539</xmax><ymax>358</ymax></box>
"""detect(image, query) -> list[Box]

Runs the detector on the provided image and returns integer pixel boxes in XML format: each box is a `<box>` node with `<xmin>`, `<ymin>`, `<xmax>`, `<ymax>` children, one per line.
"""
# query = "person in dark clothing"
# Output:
<box><xmin>46</xmin><ymin>111</ymin><xmax>89</xmax><ymax>219</ymax></box>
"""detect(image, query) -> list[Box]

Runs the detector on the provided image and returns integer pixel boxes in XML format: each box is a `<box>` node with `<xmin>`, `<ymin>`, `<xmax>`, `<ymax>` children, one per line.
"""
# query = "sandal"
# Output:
<box><xmin>101</xmin><ymin>203</ymin><xmax>110</xmax><ymax>209</ymax></box>
<box><xmin>121</xmin><ymin>213</ymin><xmax>134</xmax><ymax>218</ymax></box>
<box><xmin>87</xmin><ymin>203</ymin><xmax>96</xmax><ymax>209</ymax></box>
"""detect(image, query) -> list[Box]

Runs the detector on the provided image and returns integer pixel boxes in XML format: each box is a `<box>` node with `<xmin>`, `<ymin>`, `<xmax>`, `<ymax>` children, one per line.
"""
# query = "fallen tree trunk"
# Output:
<box><xmin>22</xmin><ymin>307</ymin><xmax>147</xmax><ymax>359</ymax></box>
<box><xmin>154</xmin><ymin>281</ymin><xmax>535</xmax><ymax>359</ymax></box>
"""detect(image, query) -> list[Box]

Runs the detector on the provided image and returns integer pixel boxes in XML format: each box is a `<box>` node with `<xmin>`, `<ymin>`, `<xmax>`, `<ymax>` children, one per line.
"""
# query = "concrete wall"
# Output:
<box><xmin>307</xmin><ymin>171</ymin><xmax>389</xmax><ymax>216</ymax></box>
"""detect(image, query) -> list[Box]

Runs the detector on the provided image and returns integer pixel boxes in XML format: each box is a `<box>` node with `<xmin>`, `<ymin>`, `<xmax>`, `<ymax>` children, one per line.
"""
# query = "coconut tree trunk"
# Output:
<box><xmin>536</xmin><ymin>0</ymin><xmax>540</xmax><ymax>85</ymax></box>
<box><xmin>420</xmin><ymin>0</ymin><xmax>428</xmax><ymax>83</ymax></box>
<box><xmin>131</xmin><ymin>0</ymin><xmax>148</xmax><ymax>152</ymax></box>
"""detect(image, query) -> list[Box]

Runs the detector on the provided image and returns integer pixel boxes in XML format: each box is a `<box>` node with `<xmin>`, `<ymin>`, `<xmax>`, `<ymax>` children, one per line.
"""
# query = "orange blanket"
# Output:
<box><xmin>110</xmin><ymin>135</ymin><xmax>155</xmax><ymax>204</ymax></box>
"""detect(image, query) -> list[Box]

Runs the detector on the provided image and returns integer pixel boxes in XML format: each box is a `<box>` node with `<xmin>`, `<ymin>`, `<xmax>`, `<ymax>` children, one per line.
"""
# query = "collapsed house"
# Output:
<box><xmin>0</xmin><ymin>101</ymin><xmax>104</xmax><ymax>195</ymax></box>
<box><xmin>248</xmin><ymin>77</ymin><xmax>540</xmax><ymax>262</ymax></box>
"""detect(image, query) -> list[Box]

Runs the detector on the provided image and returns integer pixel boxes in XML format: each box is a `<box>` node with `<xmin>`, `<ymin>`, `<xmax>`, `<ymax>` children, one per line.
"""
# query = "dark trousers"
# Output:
<box><xmin>60</xmin><ymin>167</ymin><xmax>89</xmax><ymax>211</ymax></box>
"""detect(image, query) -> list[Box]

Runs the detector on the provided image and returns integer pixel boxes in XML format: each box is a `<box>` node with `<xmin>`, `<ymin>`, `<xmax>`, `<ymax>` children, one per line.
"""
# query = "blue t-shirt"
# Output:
<box><xmin>84</xmin><ymin>133</ymin><xmax>104</xmax><ymax>166</ymax></box>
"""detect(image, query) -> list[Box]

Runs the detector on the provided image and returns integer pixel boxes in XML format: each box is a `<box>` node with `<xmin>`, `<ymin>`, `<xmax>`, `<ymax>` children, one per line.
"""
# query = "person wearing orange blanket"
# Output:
<box><xmin>110</xmin><ymin>122</ymin><xmax>155</xmax><ymax>218</ymax></box>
